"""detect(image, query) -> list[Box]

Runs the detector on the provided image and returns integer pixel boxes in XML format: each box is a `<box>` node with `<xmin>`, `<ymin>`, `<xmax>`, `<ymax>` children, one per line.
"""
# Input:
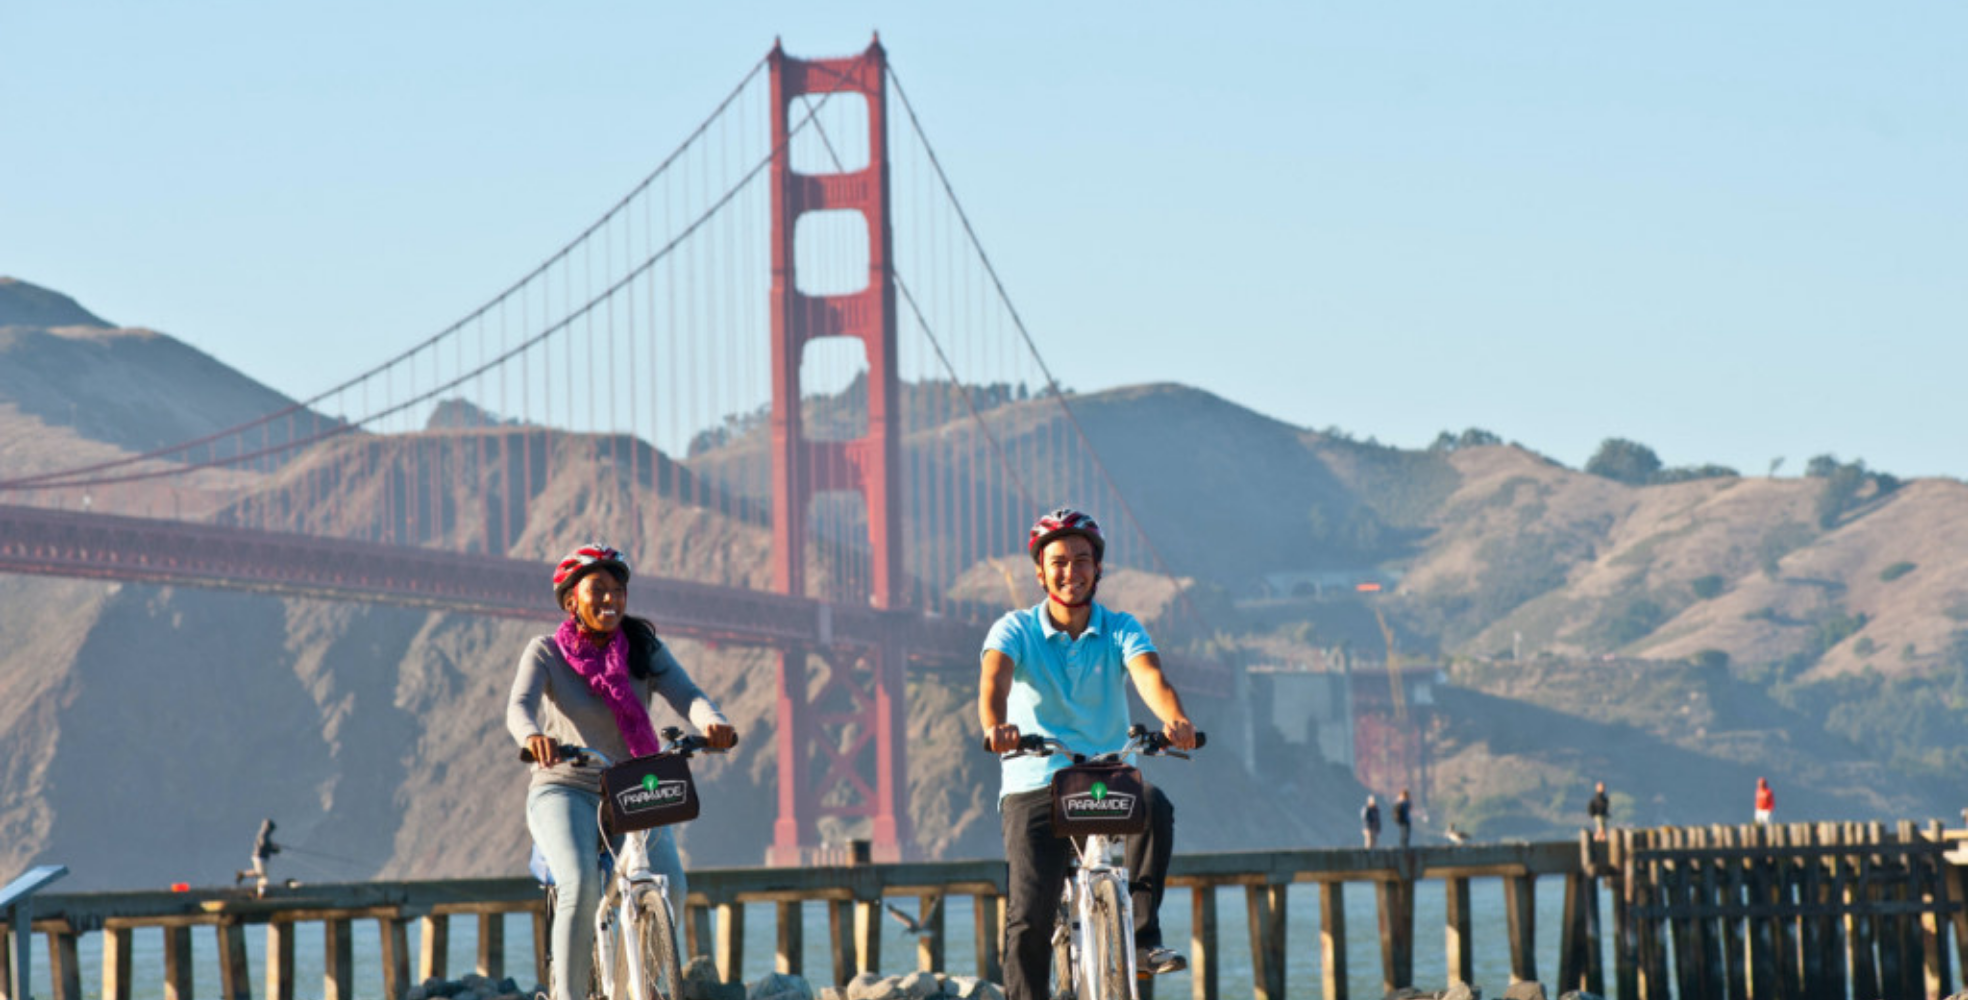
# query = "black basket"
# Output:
<box><xmin>1048</xmin><ymin>761</ymin><xmax>1147</xmax><ymax>837</ymax></box>
<box><xmin>599</xmin><ymin>752</ymin><xmax>700</xmax><ymax>833</ymax></box>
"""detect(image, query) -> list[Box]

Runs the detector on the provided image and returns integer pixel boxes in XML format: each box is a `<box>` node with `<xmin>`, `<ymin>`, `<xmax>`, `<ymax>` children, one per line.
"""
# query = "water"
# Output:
<box><xmin>31</xmin><ymin>880</ymin><xmax>1612</xmax><ymax>999</ymax></box>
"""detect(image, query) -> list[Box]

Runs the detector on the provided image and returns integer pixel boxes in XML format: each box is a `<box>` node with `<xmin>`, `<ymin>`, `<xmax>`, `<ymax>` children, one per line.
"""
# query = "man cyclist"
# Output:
<box><xmin>980</xmin><ymin>508</ymin><xmax>1199</xmax><ymax>1000</ymax></box>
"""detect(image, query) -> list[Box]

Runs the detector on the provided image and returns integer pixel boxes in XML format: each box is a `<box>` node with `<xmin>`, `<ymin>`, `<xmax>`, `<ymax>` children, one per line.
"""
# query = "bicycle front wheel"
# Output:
<box><xmin>1088</xmin><ymin>877</ymin><xmax>1133</xmax><ymax>1000</ymax></box>
<box><xmin>635</xmin><ymin>885</ymin><xmax>686</xmax><ymax>1000</ymax></box>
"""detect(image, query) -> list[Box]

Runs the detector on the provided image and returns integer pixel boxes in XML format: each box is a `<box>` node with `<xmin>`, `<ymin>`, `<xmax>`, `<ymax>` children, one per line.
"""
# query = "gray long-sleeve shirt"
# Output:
<box><xmin>506</xmin><ymin>632</ymin><xmax>730</xmax><ymax>795</ymax></box>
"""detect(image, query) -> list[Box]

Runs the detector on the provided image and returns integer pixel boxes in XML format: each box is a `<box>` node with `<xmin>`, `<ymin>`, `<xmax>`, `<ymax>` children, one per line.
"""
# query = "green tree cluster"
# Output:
<box><xmin>1584</xmin><ymin>438</ymin><xmax>1738</xmax><ymax>486</ymax></box>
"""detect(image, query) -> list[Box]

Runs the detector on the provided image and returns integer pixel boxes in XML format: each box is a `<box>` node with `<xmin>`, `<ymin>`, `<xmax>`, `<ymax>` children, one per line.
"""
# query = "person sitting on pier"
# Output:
<box><xmin>507</xmin><ymin>542</ymin><xmax>738</xmax><ymax>1000</ymax></box>
<box><xmin>980</xmin><ymin>508</ymin><xmax>1199</xmax><ymax>1000</ymax></box>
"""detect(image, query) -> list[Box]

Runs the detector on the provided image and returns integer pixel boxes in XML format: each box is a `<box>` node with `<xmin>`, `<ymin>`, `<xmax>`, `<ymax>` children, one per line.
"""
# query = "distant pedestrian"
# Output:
<box><xmin>1361</xmin><ymin>795</ymin><xmax>1381</xmax><ymax>849</ymax></box>
<box><xmin>1754</xmin><ymin>777</ymin><xmax>1775</xmax><ymax>825</ymax></box>
<box><xmin>1588</xmin><ymin>782</ymin><xmax>1611</xmax><ymax>840</ymax></box>
<box><xmin>1395</xmin><ymin>789</ymin><xmax>1413</xmax><ymax>848</ymax></box>
<box><xmin>234</xmin><ymin>817</ymin><xmax>280</xmax><ymax>897</ymax></box>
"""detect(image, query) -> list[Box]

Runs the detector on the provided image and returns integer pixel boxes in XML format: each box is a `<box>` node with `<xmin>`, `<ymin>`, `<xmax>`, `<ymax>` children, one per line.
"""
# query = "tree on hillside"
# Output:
<box><xmin>1806</xmin><ymin>454</ymin><xmax>1904</xmax><ymax>529</ymax></box>
<box><xmin>1429</xmin><ymin>427</ymin><xmax>1502</xmax><ymax>452</ymax></box>
<box><xmin>1585</xmin><ymin>438</ymin><xmax>1663</xmax><ymax>485</ymax></box>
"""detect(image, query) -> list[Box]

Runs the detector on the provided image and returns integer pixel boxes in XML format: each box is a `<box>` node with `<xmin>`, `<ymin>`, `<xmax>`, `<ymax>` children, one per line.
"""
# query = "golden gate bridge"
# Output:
<box><xmin>0</xmin><ymin>39</ymin><xmax>1254</xmax><ymax>864</ymax></box>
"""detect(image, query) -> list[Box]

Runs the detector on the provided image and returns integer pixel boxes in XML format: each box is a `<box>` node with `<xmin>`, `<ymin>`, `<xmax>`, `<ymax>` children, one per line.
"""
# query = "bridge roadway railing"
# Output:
<box><xmin>0</xmin><ymin>503</ymin><xmax>984</xmax><ymax>665</ymax></box>
<box><xmin>0</xmin><ymin>840</ymin><xmax>1617</xmax><ymax>1000</ymax></box>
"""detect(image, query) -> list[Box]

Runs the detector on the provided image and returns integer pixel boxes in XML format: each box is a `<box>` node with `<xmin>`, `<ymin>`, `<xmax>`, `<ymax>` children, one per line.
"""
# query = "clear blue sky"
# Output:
<box><xmin>8</xmin><ymin>3</ymin><xmax>1964</xmax><ymax>479</ymax></box>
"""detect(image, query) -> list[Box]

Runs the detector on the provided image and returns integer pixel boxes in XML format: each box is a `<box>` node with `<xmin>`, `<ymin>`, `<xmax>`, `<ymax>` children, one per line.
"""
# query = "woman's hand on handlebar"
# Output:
<box><xmin>525</xmin><ymin>734</ymin><xmax>561</xmax><ymax>769</ymax></box>
<box><xmin>984</xmin><ymin>723</ymin><xmax>1022</xmax><ymax>755</ymax></box>
<box><xmin>702</xmin><ymin>723</ymin><xmax>739</xmax><ymax>751</ymax></box>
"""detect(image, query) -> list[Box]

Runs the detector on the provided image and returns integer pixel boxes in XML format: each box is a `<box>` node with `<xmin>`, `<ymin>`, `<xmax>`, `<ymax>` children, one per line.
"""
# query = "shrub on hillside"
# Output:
<box><xmin>1585</xmin><ymin>438</ymin><xmax>1663</xmax><ymax>485</ymax></box>
<box><xmin>1691</xmin><ymin>575</ymin><xmax>1725</xmax><ymax>600</ymax></box>
<box><xmin>1880</xmin><ymin>561</ymin><xmax>1916</xmax><ymax>582</ymax></box>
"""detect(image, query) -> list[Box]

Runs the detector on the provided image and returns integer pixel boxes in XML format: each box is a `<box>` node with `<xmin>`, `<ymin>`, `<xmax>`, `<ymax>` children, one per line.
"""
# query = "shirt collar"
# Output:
<box><xmin>1036</xmin><ymin>601</ymin><xmax>1104</xmax><ymax>641</ymax></box>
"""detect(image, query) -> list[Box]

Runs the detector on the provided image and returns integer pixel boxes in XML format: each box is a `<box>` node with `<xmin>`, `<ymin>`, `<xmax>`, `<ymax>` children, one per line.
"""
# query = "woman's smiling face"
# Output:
<box><xmin>564</xmin><ymin>569</ymin><xmax>628</xmax><ymax>633</ymax></box>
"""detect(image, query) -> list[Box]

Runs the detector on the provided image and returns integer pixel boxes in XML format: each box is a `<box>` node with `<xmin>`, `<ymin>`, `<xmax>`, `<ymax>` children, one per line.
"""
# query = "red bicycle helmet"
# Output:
<box><xmin>552</xmin><ymin>543</ymin><xmax>631</xmax><ymax>604</ymax></box>
<box><xmin>1027</xmin><ymin>508</ymin><xmax>1105</xmax><ymax>564</ymax></box>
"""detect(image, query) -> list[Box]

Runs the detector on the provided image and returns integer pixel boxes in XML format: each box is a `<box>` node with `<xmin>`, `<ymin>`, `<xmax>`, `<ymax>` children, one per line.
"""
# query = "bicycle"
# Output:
<box><xmin>990</xmin><ymin>724</ymin><xmax>1205</xmax><ymax>1000</ymax></box>
<box><xmin>521</xmin><ymin>727</ymin><xmax>731</xmax><ymax>1000</ymax></box>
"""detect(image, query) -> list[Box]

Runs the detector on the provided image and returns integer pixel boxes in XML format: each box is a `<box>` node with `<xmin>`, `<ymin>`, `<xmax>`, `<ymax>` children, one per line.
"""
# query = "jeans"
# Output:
<box><xmin>527</xmin><ymin>784</ymin><xmax>687</xmax><ymax>1000</ymax></box>
<box><xmin>1000</xmin><ymin>783</ymin><xmax>1174</xmax><ymax>1000</ymax></box>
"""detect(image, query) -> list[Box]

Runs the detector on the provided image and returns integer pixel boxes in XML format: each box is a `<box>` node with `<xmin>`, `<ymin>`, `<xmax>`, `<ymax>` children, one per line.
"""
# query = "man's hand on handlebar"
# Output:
<box><xmin>1163</xmin><ymin>717</ymin><xmax>1198</xmax><ymax>752</ymax></box>
<box><xmin>984</xmin><ymin>723</ymin><xmax>1022</xmax><ymax>755</ymax></box>
<box><xmin>702</xmin><ymin>723</ymin><xmax>739</xmax><ymax>751</ymax></box>
<box><xmin>524</xmin><ymin>734</ymin><xmax>561</xmax><ymax>769</ymax></box>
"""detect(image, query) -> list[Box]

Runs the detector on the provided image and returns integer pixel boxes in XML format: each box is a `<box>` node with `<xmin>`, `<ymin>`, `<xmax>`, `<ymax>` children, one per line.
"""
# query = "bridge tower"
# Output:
<box><xmin>766</xmin><ymin>39</ymin><xmax>911</xmax><ymax>863</ymax></box>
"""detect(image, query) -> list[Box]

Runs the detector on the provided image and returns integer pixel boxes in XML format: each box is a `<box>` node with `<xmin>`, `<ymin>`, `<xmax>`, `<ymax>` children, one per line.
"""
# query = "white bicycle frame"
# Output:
<box><xmin>591</xmin><ymin>823</ymin><xmax>675</xmax><ymax>1000</ymax></box>
<box><xmin>1058</xmin><ymin>832</ymin><xmax>1140</xmax><ymax>999</ymax></box>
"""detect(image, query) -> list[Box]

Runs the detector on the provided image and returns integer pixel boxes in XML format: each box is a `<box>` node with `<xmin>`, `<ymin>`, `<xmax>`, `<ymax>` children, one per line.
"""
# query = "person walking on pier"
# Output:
<box><xmin>1754</xmin><ymin>776</ymin><xmax>1775</xmax><ymax>825</ymax></box>
<box><xmin>1589</xmin><ymin>781</ymin><xmax>1611</xmax><ymax>840</ymax></box>
<box><xmin>1362</xmin><ymin>794</ymin><xmax>1381</xmax><ymax>848</ymax></box>
<box><xmin>234</xmin><ymin>817</ymin><xmax>281</xmax><ymax>897</ymax></box>
<box><xmin>1395</xmin><ymin>788</ymin><xmax>1413</xmax><ymax>848</ymax></box>
<box><xmin>980</xmin><ymin>508</ymin><xmax>1198</xmax><ymax>1000</ymax></box>
<box><xmin>508</xmin><ymin>542</ymin><xmax>738</xmax><ymax>1000</ymax></box>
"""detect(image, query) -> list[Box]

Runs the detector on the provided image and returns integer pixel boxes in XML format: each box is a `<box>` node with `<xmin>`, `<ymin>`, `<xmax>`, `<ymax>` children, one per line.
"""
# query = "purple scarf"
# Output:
<box><xmin>553</xmin><ymin>618</ymin><xmax>661</xmax><ymax>758</ymax></box>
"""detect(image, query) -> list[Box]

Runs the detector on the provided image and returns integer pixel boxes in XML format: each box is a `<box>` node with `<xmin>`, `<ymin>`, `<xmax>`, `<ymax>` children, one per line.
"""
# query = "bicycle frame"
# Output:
<box><xmin>1059</xmin><ymin>832</ymin><xmax>1139</xmax><ymax>999</ymax></box>
<box><xmin>592</xmin><ymin>823</ymin><xmax>673</xmax><ymax>1000</ymax></box>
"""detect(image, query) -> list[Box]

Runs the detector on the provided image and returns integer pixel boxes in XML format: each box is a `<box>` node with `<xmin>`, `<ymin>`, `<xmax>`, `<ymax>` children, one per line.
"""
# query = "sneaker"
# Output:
<box><xmin>1136</xmin><ymin>945</ymin><xmax>1187</xmax><ymax>978</ymax></box>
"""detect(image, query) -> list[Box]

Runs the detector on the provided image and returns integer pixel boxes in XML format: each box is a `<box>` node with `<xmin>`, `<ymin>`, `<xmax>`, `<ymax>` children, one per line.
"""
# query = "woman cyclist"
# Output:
<box><xmin>507</xmin><ymin>542</ymin><xmax>738</xmax><ymax>1000</ymax></box>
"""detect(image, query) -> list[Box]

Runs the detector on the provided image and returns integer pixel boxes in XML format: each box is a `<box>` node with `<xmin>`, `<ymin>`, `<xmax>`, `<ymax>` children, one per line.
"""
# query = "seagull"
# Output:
<box><xmin>1444</xmin><ymin>824</ymin><xmax>1471</xmax><ymax>846</ymax></box>
<box><xmin>883</xmin><ymin>898</ymin><xmax>943</xmax><ymax>940</ymax></box>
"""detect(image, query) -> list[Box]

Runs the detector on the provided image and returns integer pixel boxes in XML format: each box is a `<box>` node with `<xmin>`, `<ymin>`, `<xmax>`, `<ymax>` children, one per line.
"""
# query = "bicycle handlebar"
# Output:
<box><xmin>979</xmin><ymin>725</ymin><xmax>1207</xmax><ymax>760</ymax></box>
<box><xmin>518</xmin><ymin>727</ymin><xmax>738</xmax><ymax>767</ymax></box>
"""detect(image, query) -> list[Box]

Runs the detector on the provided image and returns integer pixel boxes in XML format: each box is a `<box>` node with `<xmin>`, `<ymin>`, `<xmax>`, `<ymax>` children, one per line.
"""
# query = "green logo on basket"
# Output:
<box><xmin>643</xmin><ymin>774</ymin><xmax>660</xmax><ymax>793</ymax></box>
<box><xmin>1091</xmin><ymin>782</ymin><xmax>1108</xmax><ymax>801</ymax></box>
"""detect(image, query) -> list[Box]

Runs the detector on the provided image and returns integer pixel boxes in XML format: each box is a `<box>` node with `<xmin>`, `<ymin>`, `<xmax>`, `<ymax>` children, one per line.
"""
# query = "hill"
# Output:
<box><xmin>0</xmin><ymin>278</ymin><xmax>1962</xmax><ymax>887</ymax></box>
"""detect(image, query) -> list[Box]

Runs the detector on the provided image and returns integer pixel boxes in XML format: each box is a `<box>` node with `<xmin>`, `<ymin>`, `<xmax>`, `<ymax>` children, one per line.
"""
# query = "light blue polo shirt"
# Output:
<box><xmin>983</xmin><ymin>601</ymin><xmax>1158</xmax><ymax>800</ymax></box>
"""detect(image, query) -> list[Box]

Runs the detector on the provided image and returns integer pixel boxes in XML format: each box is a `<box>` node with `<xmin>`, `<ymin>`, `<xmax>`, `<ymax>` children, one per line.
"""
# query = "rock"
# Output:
<box><xmin>684</xmin><ymin>956</ymin><xmax>725</xmax><ymax>1000</ymax></box>
<box><xmin>462</xmin><ymin>975</ymin><xmax>498</xmax><ymax>995</ymax></box>
<box><xmin>1444</xmin><ymin>983</ymin><xmax>1482</xmax><ymax>1000</ymax></box>
<box><xmin>451</xmin><ymin>990</ymin><xmax>482</xmax><ymax>1000</ymax></box>
<box><xmin>497</xmin><ymin>978</ymin><xmax>520</xmax><ymax>996</ymax></box>
<box><xmin>1555</xmin><ymin>993</ymin><xmax>1605</xmax><ymax>1000</ymax></box>
<box><xmin>970</xmin><ymin>981</ymin><xmax>1005</xmax><ymax>1000</ymax></box>
<box><xmin>845</xmin><ymin>971</ymin><xmax>902</xmax><ymax>1000</ymax></box>
<box><xmin>406</xmin><ymin>987</ymin><xmax>428</xmax><ymax>1000</ymax></box>
<box><xmin>1501</xmin><ymin>983</ymin><xmax>1547</xmax><ymax>1000</ymax></box>
<box><xmin>897</xmin><ymin>971</ymin><xmax>941</xmax><ymax>999</ymax></box>
<box><xmin>1384</xmin><ymin>989</ymin><xmax>1434</xmax><ymax>1000</ymax></box>
<box><xmin>942</xmin><ymin>976</ymin><xmax>984</xmax><ymax>999</ymax></box>
<box><xmin>748</xmin><ymin>971</ymin><xmax>816</xmax><ymax>1000</ymax></box>
<box><xmin>817</xmin><ymin>989</ymin><xmax>846</xmax><ymax>1000</ymax></box>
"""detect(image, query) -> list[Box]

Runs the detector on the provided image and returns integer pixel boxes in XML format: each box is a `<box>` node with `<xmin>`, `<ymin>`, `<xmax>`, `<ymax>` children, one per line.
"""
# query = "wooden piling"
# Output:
<box><xmin>775</xmin><ymin>901</ymin><xmax>803</xmax><ymax>975</ymax></box>
<box><xmin>417</xmin><ymin>914</ymin><xmax>447</xmax><ymax>982</ymax></box>
<box><xmin>1374</xmin><ymin>874</ymin><xmax>1414</xmax><ymax>992</ymax></box>
<box><xmin>476</xmin><ymin>911</ymin><xmax>504</xmax><ymax>979</ymax></box>
<box><xmin>1189</xmin><ymin>884</ymin><xmax>1217</xmax><ymax>1000</ymax></box>
<box><xmin>48</xmin><ymin>931</ymin><xmax>78</xmax><ymax>1000</ymax></box>
<box><xmin>827</xmin><ymin>899</ymin><xmax>856</xmax><ymax>988</ymax></box>
<box><xmin>101</xmin><ymin>927</ymin><xmax>134</xmax><ymax>1000</ymax></box>
<box><xmin>1245</xmin><ymin>883</ymin><xmax>1287</xmax><ymax>1000</ymax></box>
<box><xmin>1503</xmin><ymin>872</ymin><xmax>1537</xmax><ymax>985</ymax></box>
<box><xmin>913</xmin><ymin>892</ymin><xmax>944</xmax><ymax>973</ymax></box>
<box><xmin>163</xmin><ymin>925</ymin><xmax>194</xmax><ymax>1000</ymax></box>
<box><xmin>216</xmin><ymin>923</ymin><xmax>251</xmax><ymax>1000</ymax></box>
<box><xmin>1920</xmin><ymin>819</ymin><xmax>1950</xmax><ymax>999</ymax></box>
<box><xmin>715</xmin><ymin>902</ymin><xmax>745</xmax><ymax>985</ymax></box>
<box><xmin>1444</xmin><ymin>876</ymin><xmax>1474</xmax><ymax>988</ymax></box>
<box><xmin>265</xmin><ymin>921</ymin><xmax>295</xmax><ymax>1000</ymax></box>
<box><xmin>972</xmin><ymin>893</ymin><xmax>1001</xmax><ymax>983</ymax></box>
<box><xmin>1319</xmin><ymin>881</ymin><xmax>1349</xmax><ymax>1000</ymax></box>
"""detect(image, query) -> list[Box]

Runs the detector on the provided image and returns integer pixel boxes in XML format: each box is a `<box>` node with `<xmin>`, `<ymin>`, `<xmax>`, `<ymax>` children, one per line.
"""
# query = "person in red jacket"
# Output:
<box><xmin>1754</xmin><ymin>777</ymin><xmax>1775</xmax><ymax>825</ymax></box>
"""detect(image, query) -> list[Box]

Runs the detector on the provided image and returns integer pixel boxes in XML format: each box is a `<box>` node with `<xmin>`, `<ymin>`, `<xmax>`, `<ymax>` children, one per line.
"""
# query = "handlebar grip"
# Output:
<box><xmin>1194</xmin><ymin>731</ymin><xmax>1208</xmax><ymax>750</ymax></box>
<box><xmin>518</xmin><ymin>742</ymin><xmax>581</xmax><ymax>765</ymax></box>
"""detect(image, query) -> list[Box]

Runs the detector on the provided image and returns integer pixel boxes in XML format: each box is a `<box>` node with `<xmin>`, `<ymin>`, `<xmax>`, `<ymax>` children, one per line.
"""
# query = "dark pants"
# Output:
<box><xmin>1000</xmin><ymin>783</ymin><xmax>1175</xmax><ymax>1000</ymax></box>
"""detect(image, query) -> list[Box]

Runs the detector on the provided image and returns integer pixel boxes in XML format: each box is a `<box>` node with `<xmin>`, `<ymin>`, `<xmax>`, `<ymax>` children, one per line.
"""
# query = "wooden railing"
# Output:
<box><xmin>5</xmin><ymin>829</ymin><xmax>1964</xmax><ymax>1000</ymax></box>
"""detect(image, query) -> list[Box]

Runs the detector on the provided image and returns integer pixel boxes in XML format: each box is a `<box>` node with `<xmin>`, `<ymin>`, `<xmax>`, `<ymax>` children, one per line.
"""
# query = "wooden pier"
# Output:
<box><xmin>4</xmin><ymin>824</ymin><xmax>1964</xmax><ymax>1000</ymax></box>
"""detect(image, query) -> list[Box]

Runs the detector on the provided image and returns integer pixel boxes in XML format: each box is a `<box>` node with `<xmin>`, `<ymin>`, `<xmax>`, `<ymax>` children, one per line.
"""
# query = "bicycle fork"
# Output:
<box><xmin>594</xmin><ymin>831</ymin><xmax>671</xmax><ymax>1000</ymax></box>
<box><xmin>1067</xmin><ymin>834</ymin><xmax>1139</xmax><ymax>999</ymax></box>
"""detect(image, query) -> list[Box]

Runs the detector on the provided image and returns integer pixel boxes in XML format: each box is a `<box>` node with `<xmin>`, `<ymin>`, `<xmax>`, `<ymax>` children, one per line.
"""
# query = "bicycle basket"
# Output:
<box><xmin>599</xmin><ymin>752</ymin><xmax>699</xmax><ymax>832</ymax></box>
<box><xmin>1049</xmin><ymin>761</ymin><xmax>1147</xmax><ymax>837</ymax></box>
